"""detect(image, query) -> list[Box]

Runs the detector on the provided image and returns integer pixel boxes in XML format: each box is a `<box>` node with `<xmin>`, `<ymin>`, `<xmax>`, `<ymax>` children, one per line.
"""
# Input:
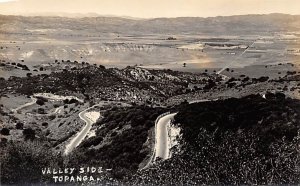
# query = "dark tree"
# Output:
<box><xmin>99</xmin><ymin>65</ymin><xmax>106</xmax><ymax>69</ymax></box>
<box><xmin>37</xmin><ymin>108</ymin><xmax>45</xmax><ymax>114</ymax></box>
<box><xmin>1</xmin><ymin>128</ymin><xmax>10</xmax><ymax>135</ymax></box>
<box><xmin>16</xmin><ymin>122</ymin><xmax>24</xmax><ymax>129</ymax></box>
<box><xmin>36</xmin><ymin>99</ymin><xmax>45</xmax><ymax>106</ymax></box>
<box><xmin>23</xmin><ymin>128</ymin><xmax>35</xmax><ymax>140</ymax></box>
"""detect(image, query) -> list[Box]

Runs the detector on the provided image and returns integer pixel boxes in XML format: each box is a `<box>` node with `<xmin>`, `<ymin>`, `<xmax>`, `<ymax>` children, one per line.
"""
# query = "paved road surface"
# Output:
<box><xmin>11</xmin><ymin>97</ymin><xmax>37</xmax><ymax>113</ymax></box>
<box><xmin>64</xmin><ymin>106</ymin><xmax>100</xmax><ymax>155</ymax></box>
<box><xmin>154</xmin><ymin>113</ymin><xmax>177</xmax><ymax>160</ymax></box>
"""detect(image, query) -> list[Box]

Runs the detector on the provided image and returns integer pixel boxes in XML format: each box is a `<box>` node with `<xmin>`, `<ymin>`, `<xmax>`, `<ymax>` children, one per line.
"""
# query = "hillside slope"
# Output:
<box><xmin>133</xmin><ymin>93</ymin><xmax>300</xmax><ymax>185</ymax></box>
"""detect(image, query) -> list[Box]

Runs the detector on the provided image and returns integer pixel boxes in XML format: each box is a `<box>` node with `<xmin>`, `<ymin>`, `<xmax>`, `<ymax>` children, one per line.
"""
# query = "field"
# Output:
<box><xmin>1</xmin><ymin>31</ymin><xmax>300</xmax><ymax>79</ymax></box>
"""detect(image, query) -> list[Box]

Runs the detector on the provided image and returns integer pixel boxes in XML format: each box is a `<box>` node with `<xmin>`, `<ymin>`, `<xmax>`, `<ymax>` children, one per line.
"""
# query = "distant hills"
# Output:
<box><xmin>0</xmin><ymin>13</ymin><xmax>300</xmax><ymax>35</ymax></box>
<box><xmin>18</xmin><ymin>12</ymin><xmax>144</xmax><ymax>20</ymax></box>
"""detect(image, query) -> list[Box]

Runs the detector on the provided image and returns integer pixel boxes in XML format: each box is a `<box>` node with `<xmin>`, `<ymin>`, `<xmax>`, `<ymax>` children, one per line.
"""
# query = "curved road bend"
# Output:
<box><xmin>11</xmin><ymin>97</ymin><xmax>37</xmax><ymax>113</ymax></box>
<box><xmin>142</xmin><ymin>99</ymin><xmax>217</xmax><ymax>170</ymax></box>
<box><xmin>12</xmin><ymin>93</ymin><xmax>83</xmax><ymax>113</ymax></box>
<box><xmin>10</xmin><ymin>92</ymin><xmax>100</xmax><ymax>155</ymax></box>
<box><xmin>154</xmin><ymin>99</ymin><xmax>214</xmax><ymax>160</ymax></box>
<box><xmin>64</xmin><ymin>104</ymin><xmax>101</xmax><ymax>155</ymax></box>
<box><xmin>154</xmin><ymin>113</ymin><xmax>177</xmax><ymax>160</ymax></box>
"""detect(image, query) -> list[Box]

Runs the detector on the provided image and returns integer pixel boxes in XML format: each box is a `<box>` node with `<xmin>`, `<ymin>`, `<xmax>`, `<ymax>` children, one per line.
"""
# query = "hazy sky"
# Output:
<box><xmin>0</xmin><ymin>0</ymin><xmax>300</xmax><ymax>18</ymax></box>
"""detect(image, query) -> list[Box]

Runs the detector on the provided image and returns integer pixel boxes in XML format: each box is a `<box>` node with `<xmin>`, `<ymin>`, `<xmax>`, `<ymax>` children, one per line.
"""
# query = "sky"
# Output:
<box><xmin>0</xmin><ymin>0</ymin><xmax>299</xmax><ymax>18</ymax></box>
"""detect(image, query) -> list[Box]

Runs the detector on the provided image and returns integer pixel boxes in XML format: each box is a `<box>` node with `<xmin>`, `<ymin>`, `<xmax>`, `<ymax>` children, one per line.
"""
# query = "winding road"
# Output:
<box><xmin>153</xmin><ymin>99</ymin><xmax>214</xmax><ymax>161</ymax></box>
<box><xmin>154</xmin><ymin>113</ymin><xmax>177</xmax><ymax>160</ymax></box>
<box><xmin>64</xmin><ymin>104</ymin><xmax>101</xmax><ymax>155</ymax></box>
<box><xmin>11</xmin><ymin>92</ymin><xmax>100</xmax><ymax>155</ymax></box>
<box><xmin>143</xmin><ymin>99</ymin><xmax>217</xmax><ymax>169</ymax></box>
<box><xmin>142</xmin><ymin>112</ymin><xmax>177</xmax><ymax>169</ymax></box>
<box><xmin>11</xmin><ymin>96</ymin><xmax>37</xmax><ymax>113</ymax></box>
<box><xmin>33</xmin><ymin>93</ymin><xmax>84</xmax><ymax>103</ymax></box>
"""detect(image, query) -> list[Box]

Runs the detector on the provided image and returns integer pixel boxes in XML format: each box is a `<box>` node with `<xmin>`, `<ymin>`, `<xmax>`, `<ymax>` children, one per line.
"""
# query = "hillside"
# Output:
<box><xmin>0</xmin><ymin>65</ymin><xmax>210</xmax><ymax>105</ymax></box>
<box><xmin>133</xmin><ymin>93</ymin><xmax>300</xmax><ymax>185</ymax></box>
<box><xmin>1</xmin><ymin>63</ymin><xmax>300</xmax><ymax>184</ymax></box>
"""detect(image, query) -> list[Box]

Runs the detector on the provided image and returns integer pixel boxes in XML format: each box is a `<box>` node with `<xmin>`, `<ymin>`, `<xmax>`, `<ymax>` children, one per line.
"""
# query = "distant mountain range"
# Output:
<box><xmin>21</xmin><ymin>12</ymin><xmax>144</xmax><ymax>20</ymax></box>
<box><xmin>0</xmin><ymin>13</ymin><xmax>300</xmax><ymax>35</ymax></box>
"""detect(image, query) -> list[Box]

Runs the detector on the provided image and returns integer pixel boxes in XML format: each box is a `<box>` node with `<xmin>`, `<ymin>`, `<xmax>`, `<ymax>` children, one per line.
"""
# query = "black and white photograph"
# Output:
<box><xmin>0</xmin><ymin>0</ymin><xmax>300</xmax><ymax>185</ymax></box>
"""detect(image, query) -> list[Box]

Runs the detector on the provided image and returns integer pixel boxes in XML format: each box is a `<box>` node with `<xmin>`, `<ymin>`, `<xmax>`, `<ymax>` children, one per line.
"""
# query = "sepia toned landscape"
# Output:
<box><xmin>0</xmin><ymin>5</ymin><xmax>300</xmax><ymax>185</ymax></box>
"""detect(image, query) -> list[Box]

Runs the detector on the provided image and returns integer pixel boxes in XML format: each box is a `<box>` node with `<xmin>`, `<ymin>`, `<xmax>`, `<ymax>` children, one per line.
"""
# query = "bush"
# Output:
<box><xmin>15</xmin><ymin>122</ymin><xmax>23</xmax><ymax>129</ymax></box>
<box><xmin>42</xmin><ymin>122</ymin><xmax>48</xmax><ymax>127</ymax></box>
<box><xmin>37</xmin><ymin>108</ymin><xmax>45</xmax><ymax>114</ymax></box>
<box><xmin>203</xmin><ymin>79</ymin><xmax>216</xmax><ymax>90</ymax></box>
<box><xmin>36</xmin><ymin>99</ymin><xmax>45</xmax><ymax>106</ymax></box>
<box><xmin>48</xmin><ymin>115</ymin><xmax>56</xmax><ymax>120</ymax></box>
<box><xmin>0</xmin><ymin>141</ymin><xmax>62</xmax><ymax>184</ymax></box>
<box><xmin>23</xmin><ymin>128</ymin><xmax>35</xmax><ymax>140</ymax></box>
<box><xmin>1</xmin><ymin>128</ymin><xmax>10</xmax><ymax>135</ymax></box>
<box><xmin>68</xmin><ymin>99</ymin><xmax>78</xmax><ymax>104</ymax></box>
<box><xmin>99</xmin><ymin>65</ymin><xmax>106</xmax><ymax>69</ymax></box>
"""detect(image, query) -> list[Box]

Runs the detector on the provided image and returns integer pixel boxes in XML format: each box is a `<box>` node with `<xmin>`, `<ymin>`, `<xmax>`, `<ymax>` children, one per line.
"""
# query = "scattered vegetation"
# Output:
<box><xmin>133</xmin><ymin>93</ymin><xmax>300</xmax><ymax>185</ymax></box>
<box><xmin>67</xmin><ymin>105</ymin><xmax>167</xmax><ymax>180</ymax></box>
<box><xmin>0</xmin><ymin>141</ymin><xmax>62</xmax><ymax>184</ymax></box>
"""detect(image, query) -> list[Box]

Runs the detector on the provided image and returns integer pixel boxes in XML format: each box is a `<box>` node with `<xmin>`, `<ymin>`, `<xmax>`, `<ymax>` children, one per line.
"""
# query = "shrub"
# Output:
<box><xmin>48</xmin><ymin>115</ymin><xmax>56</xmax><ymax>120</ymax></box>
<box><xmin>0</xmin><ymin>141</ymin><xmax>62</xmax><ymax>184</ymax></box>
<box><xmin>42</xmin><ymin>122</ymin><xmax>48</xmax><ymax>127</ymax></box>
<box><xmin>99</xmin><ymin>65</ymin><xmax>106</xmax><ymax>69</ymax></box>
<box><xmin>23</xmin><ymin>128</ymin><xmax>35</xmax><ymax>140</ymax></box>
<box><xmin>1</xmin><ymin>128</ymin><xmax>10</xmax><ymax>135</ymax></box>
<box><xmin>37</xmin><ymin>108</ymin><xmax>45</xmax><ymax>114</ymax></box>
<box><xmin>15</xmin><ymin>122</ymin><xmax>23</xmax><ymax>129</ymax></box>
<box><xmin>68</xmin><ymin>99</ymin><xmax>78</xmax><ymax>104</ymax></box>
<box><xmin>36</xmin><ymin>99</ymin><xmax>45</xmax><ymax>106</ymax></box>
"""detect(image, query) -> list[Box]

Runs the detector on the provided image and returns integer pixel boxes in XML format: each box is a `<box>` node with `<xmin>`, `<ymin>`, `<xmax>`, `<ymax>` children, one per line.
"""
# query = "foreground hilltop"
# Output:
<box><xmin>1</xmin><ymin>93</ymin><xmax>299</xmax><ymax>184</ymax></box>
<box><xmin>1</xmin><ymin>63</ymin><xmax>300</xmax><ymax>184</ymax></box>
<box><xmin>133</xmin><ymin>93</ymin><xmax>300</xmax><ymax>185</ymax></box>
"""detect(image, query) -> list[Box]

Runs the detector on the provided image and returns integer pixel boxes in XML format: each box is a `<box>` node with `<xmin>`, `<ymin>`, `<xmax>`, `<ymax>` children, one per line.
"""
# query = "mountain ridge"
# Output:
<box><xmin>1</xmin><ymin>13</ymin><xmax>300</xmax><ymax>35</ymax></box>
